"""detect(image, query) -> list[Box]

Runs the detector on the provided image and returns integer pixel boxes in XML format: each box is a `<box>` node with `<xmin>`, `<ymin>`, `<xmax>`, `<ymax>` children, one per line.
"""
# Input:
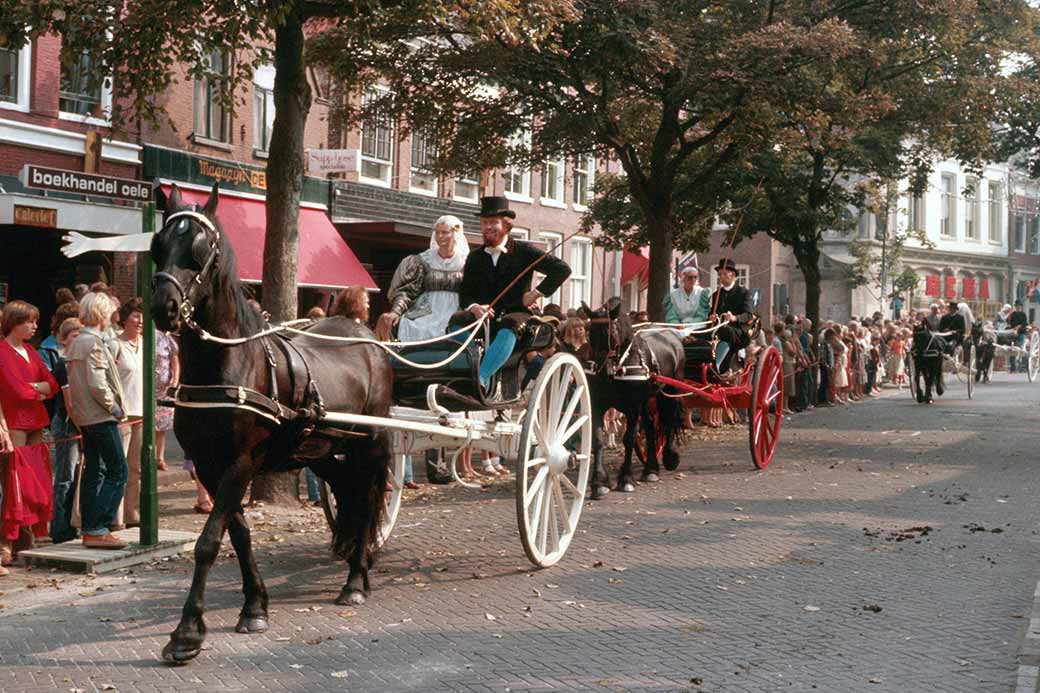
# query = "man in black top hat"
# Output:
<box><xmin>937</xmin><ymin>301</ymin><xmax>965</xmax><ymax>353</ymax></box>
<box><xmin>452</xmin><ymin>196</ymin><xmax>571</xmax><ymax>387</ymax></box>
<box><xmin>707</xmin><ymin>259</ymin><xmax>753</xmax><ymax>372</ymax></box>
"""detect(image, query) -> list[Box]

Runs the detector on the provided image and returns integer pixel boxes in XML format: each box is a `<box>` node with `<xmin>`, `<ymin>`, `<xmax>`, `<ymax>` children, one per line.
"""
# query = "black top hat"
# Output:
<box><xmin>479</xmin><ymin>196</ymin><xmax>516</xmax><ymax>219</ymax></box>
<box><xmin>715</xmin><ymin>258</ymin><xmax>738</xmax><ymax>273</ymax></box>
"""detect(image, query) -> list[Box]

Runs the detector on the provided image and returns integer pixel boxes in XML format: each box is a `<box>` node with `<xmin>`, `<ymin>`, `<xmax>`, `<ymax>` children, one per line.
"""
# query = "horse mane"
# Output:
<box><xmin>202</xmin><ymin>213</ymin><xmax>265</xmax><ymax>337</ymax></box>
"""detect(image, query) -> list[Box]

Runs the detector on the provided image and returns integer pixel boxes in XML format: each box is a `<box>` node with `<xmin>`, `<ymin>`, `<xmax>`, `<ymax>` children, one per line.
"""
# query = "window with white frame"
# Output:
<box><xmin>965</xmin><ymin>178</ymin><xmax>980</xmax><ymax>240</ymax></box>
<box><xmin>538</xmin><ymin>231</ymin><xmax>564</xmax><ymax>304</ymax></box>
<box><xmin>906</xmin><ymin>191</ymin><xmax>925</xmax><ymax>232</ymax></box>
<box><xmin>409</xmin><ymin>129</ymin><xmax>438</xmax><ymax>195</ymax></box>
<box><xmin>454</xmin><ymin>172</ymin><xmax>479</xmax><ymax>202</ymax></box>
<box><xmin>193</xmin><ymin>49</ymin><xmax>229</xmax><ymax>142</ymax></box>
<box><xmin>509</xmin><ymin>227</ymin><xmax>529</xmax><ymax>241</ymax></box>
<box><xmin>572</xmin><ymin>154</ymin><xmax>595</xmax><ymax>207</ymax></box>
<box><xmin>569</xmin><ymin>237</ymin><xmax>593</xmax><ymax>306</ymax></box>
<box><xmin>0</xmin><ymin>44</ymin><xmax>30</xmax><ymax>109</ymax></box>
<box><xmin>539</xmin><ymin>158</ymin><xmax>564</xmax><ymax>205</ymax></box>
<box><xmin>502</xmin><ymin>129</ymin><xmax>531</xmax><ymax>199</ymax></box>
<box><xmin>940</xmin><ymin>173</ymin><xmax>956</xmax><ymax>238</ymax></box>
<box><xmin>1015</xmin><ymin>214</ymin><xmax>1026</xmax><ymax>253</ymax></box>
<box><xmin>988</xmin><ymin>181</ymin><xmax>1003</xmax><ymax>243</ymax></box>
<box><xmin>60</xmin><ymin>51</ymin><xmax>106</xmax><ymax>118</ymax></box>
<box><xmin>252</xmin><ymin>64</ymin><xmax>275</xmax><ymax>153</ymax></box>
<box><xmin>360</xmin><ymin>88</ymin><xmax>393</xmax><ymax>185</ymax></box>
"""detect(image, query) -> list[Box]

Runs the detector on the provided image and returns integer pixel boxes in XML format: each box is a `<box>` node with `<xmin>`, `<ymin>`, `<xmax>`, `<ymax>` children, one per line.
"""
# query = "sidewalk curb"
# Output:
<box><xmin>1016</xmin><ymin>580</ymin><xmax>1040</xmax><ymax>692</ymax></box>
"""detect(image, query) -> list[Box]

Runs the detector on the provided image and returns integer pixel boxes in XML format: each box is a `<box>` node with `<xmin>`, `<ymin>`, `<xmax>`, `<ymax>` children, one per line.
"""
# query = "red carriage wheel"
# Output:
<box><xmin>747</xmin><ymin>346</ymin><xmax>783</xmax><ymax>469</ymax></box>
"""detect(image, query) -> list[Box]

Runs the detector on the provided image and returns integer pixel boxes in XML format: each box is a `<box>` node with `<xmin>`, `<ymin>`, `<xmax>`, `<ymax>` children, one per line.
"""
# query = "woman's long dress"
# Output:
<box><xmin>392</xmin><ymin>248</ymin><xmax>465</xmax><ymax>341</ymax></box>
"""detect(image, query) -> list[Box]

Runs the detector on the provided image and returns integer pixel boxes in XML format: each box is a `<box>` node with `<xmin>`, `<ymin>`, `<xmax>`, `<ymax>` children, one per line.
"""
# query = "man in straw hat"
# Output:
<box><xmin>451</xmin><ymin>196</ymin><xmax>571</xmax><ymax>388</ymax></box>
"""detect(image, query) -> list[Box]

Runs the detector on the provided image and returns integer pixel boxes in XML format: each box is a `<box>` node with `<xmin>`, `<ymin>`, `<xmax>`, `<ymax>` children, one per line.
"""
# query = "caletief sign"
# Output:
<box><xmin>13</xmin><ymin>205</ymin><xmax>57</xmax><ymax>228</ymax></box>
<box><xmin>19</xmin><ymin>165</ymin><xmax>151</xmax><ymax>202</ymax></box>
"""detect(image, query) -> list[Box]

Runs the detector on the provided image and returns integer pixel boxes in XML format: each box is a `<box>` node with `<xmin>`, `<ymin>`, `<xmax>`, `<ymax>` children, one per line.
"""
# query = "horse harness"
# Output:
<box><xmin>154</xmin><ymin>209</ymin><xmax>345</xmax><ymax>439</ymax></box>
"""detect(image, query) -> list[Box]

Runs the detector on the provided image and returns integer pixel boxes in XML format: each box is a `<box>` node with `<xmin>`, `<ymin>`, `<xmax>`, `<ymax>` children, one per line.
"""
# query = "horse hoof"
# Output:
<box><xmin>591</xmin><ymin>486</ymin><xmax>611</xmax><ymax>500</ymax></box>
<box><xmin>663</xmin><ymin>457</ymin><xmax>680</xmax><ymax>472</ymax></box>
<box><xmin>620</xmin><ymin>483</ymin><xmax>636</xmax><ymax>493</ymax></box>
<box><xmin>335</xmin><ymin>588</ymin><xmax>367</xmax><ymax>606</ymax></box>
<box><xmin>235</xmin><ymin>616</ymin><xmax>269</xmax><ymax>634</ymax></box>
<box><xmin>161</xmin><ymin>640</ymin><xmax>201</xmax><ymax>666</ymax></box>
<box><xmin>641</xmin><ymin>473</ymin><xmax>659</xmax><ymax>483</ymax></box>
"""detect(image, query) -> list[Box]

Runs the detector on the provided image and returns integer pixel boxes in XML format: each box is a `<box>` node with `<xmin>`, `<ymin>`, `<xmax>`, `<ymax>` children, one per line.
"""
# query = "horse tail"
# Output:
<box><xmin>330</xmin><ymin>430</ymin><xmax>389</xmax><ymax>562</ymax></box>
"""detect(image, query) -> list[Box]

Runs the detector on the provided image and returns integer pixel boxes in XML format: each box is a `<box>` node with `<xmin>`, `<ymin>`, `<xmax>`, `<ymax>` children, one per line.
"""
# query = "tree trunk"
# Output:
<box><xmin>262</xmin><ymin>11</ymin><xmax>311</xmax><ymax>323</ymax></box>
<box><xmin>794</xmin><ymin>243</ymin><xmax>822</xmax><ymax>327</ymax></box>
<box><xmin>645</xmin><ymin>218</ymin><xmax>674</xmax><ymax>323</ymax></box>
<box><xmin>252</xmin><ymin>12</ymin><xmax>311</xmax><ymax>505</ymax></box>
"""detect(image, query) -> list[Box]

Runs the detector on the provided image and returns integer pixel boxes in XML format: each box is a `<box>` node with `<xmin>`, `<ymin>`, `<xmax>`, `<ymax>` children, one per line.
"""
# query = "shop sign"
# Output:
<box><xmin>307</xmin><ymin>149</ymin><xmax>359</xmax><ymax>174</ymax></box>
<box><xmin>925</xmin><ymin>275</ymin><xmax>940</xmax><ymax>297</ymax></box>
<box><xmin>979</xmin><ymin>279</ymin><xmax>990</xmax><ymax>300</ymax></box>
<box><xmin>13</xmin><ymin>204</ymin><xmax>57</xmax><ymax>228</ymax></box>
<box><xmin>196</xmin><ymin>158</ymin><xmax>267</xmax><ymax>192</ymax></box>
<box><xmin>944</xmin><ymin>276</ymin><xmax>957</xmax><ymax>298</ymax></box>
<box><xmin>19</xmin><ymin>165</ymin><xmax>150</xmax><ymax>202</ymax></box>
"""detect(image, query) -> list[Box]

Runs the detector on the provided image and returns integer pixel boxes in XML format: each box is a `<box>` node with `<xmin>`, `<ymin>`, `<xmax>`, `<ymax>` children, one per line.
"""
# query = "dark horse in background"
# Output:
<box><xmin>151</xmin><ymin>185</ymin><xmax>392</xmax><ymax>664</ymax></box>
<box><xmin>911</xmin><ymin>323</ymin><xmax>946</xmax><ymax>404</ymax></box>
<box><xmin>581</xmin><ymin>299</ymin><xmax>685</xmax><ymax>496</ymax></box>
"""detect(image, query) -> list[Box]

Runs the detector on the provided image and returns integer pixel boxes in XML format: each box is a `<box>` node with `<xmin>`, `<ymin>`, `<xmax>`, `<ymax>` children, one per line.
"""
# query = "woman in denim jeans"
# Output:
<box><xmin>65</xmin><ymin>292</ymin><xmax>129</xmax><ymax>550</ymax></box>
<box><xmin>49</xmin><ymin>318</ymin><xmax>83</xmax><ymax>543</ymax></box>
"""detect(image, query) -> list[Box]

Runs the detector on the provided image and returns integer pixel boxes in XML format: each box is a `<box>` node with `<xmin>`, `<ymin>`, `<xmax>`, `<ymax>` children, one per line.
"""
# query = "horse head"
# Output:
<box><xmin>150</xmin><ymin>183</ymin><xmax>232</xmax><ymax>333</ymax></box>
<box><xmin>580</xmin><ymin>298</ymin><xmax>632</xmax><ymax>367</ymax></box>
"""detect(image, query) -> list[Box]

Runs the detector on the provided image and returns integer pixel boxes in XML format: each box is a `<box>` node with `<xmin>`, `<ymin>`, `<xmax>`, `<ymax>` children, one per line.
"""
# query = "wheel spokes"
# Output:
<box><xmin>559</xmin><ymin>414</ymin><xmax>589</xmax><ymax>445</ymax></box>
<box><xmin>552</xmin><ymin>477</ymin><xmax>573</xmax><ymax>536</ymax></box>
<box><xmin>525</xmin><ymin>465</ymin><xmax>550</xmax><ymax>507</ymax></box>
<box><xmin>555</xmin><ymin>383</ymin><xmax>585</xmax><ymax>439</ymax></box>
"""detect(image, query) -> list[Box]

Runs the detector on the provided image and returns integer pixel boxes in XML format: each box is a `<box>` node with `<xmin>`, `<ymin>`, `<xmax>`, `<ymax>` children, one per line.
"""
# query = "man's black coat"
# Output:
<box><xmin>459</xmin><ymin>237</ymin><xmax>571</xmax><ymax>314</ymax></box>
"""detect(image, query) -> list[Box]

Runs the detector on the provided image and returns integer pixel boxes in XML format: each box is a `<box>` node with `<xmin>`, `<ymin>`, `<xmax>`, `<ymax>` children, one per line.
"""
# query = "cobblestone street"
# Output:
<box><xmin>2</xmin><ymin>375</ymin><xmax>1039</xmax><ymax>692</ymax></box>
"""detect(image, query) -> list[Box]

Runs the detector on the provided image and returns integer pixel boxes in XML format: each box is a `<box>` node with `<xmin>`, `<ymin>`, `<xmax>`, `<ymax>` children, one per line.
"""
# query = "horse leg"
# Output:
<box><xmin>228</xmin><ymin>506</ymin><xmax>269</xmax><ymax>634</ymax></box>
<box><xmin>162</xmin><ymin>458</ymin><xmax>252</xmax><ymax>664</ymax></box>
<box><xmin>334</xmin><ymin>431</ymin><xmax>389</xmax><ymax>606</ymax></box>
<box><xmin>617</xmin><ymin>407</ymin><xmax>637</xmax><ymax>493</ymax></box>
<box><xmin>589</xmin><ymin>420</ymin><xmax>611</xmax><ymax>500</ymax></box>
<box><xmin>639</xmin><ymin>403</ymin><xmax>660</xmax><ymax>483</ymax></box>
<box><xmin>659</xmin><ymin>395</ymin><xmax>682</xmax><ymax>472</ymax></box>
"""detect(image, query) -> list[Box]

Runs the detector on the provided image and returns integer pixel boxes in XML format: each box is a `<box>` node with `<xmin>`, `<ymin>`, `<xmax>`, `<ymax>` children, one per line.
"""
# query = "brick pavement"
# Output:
<box><xmin>1</xmin><ymin>375</ymin><xmax>1038</xmax><ymax>692</ymax></box>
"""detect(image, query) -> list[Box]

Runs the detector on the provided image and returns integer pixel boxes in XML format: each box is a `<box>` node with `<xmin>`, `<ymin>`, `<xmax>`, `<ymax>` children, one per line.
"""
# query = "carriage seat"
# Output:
<box><xmin>681</xmin><ymin>336</ymin><xmax>716</xmax><ymax>379</ymax></box>
<box><xmin>992</xmin><ymin>329</ymin><xmax>1021</xmax><ymax>347</ymax></box>
<box><xmin>390</xmin><ymin>342</ymin><xmax>481</xmax><ymax>406</ymax></box>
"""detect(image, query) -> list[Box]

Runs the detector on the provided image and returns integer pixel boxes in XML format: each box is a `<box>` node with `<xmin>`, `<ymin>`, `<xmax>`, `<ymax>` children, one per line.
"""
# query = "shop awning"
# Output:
<box><xmin>621</xmin><ymin>248</ymin><xmax>649</xmax><ymax>287</ymax></box>
<box><xmin>163</xmin><ymin>186</ymin><xmax>376</xmax><ymax>290</ymax></box>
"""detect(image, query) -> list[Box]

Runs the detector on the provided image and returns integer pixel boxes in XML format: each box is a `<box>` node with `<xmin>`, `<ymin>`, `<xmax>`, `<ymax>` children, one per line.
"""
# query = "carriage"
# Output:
<box><xmin>319</xmin><ymin>319</ymin><xmax>593</xmax><ymax>567</ymax></box>
<box><xmin>618</xmin><ymin>324</ymin><xmax>784</xmax><ymax>470</ymax></box>
<box><xmin>975</xmin><ymin>327</ymin><xmax>1040</xmax><ymax>383</ymax></box>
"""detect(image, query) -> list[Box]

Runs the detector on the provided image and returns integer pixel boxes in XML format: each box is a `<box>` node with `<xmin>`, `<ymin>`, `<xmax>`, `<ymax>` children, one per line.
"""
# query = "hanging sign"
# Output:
<box><xmin>19</xmin><ymin>165</ymin><xmax>150</xmax><ymax>202</ymax></box>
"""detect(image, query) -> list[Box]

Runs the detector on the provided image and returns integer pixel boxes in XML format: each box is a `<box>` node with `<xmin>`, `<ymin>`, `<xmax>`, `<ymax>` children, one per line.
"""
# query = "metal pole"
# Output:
<box><xmin>138</xmin><ymin>202</ymin><xmax>158</xmax><ymax>546</ymax></box>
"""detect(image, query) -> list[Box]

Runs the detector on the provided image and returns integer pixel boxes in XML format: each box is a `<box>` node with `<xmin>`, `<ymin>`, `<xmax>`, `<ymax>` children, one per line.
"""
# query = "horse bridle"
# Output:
<box><xmin>587</xmin><ymin>315</ymin><xmax>622</xmax><ymax>375</ymax></box>
<box><xmin>153</xmin><ymin>209</ymin><xmax>221</xmax><ymax>328</ymax></box>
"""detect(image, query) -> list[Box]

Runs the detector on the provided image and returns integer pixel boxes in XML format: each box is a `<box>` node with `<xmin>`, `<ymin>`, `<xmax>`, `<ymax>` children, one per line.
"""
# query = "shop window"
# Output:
<box><xmin>193</xmin><ymin>49</ymin><xmax>230</xmax><ymax>143</ymax></box>
<box><xmin>360</xmin><ymin>87</ymin><xmax>393</xmax><ymax>186</ymax></box>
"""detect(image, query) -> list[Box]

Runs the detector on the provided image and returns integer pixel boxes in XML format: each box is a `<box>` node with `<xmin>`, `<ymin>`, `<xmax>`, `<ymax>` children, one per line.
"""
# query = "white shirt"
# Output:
<box><xmin>668</xmin><ymin>285</ymin><xmax>705</xmax><ymax>322</ymax></box>
<box><xmin>12</xmin><ymin>345</ymin><xmax>28</xmax><ymax>362</ymax></box>
<box><xmin>115</xmin><ymin>337</ymin><xmax>144</xmax><ymax>417</ymax></box>
<box><xmin>484</xmin><ymin>241</ymin><xmax>508</xmax><ymax>267</ymax></box>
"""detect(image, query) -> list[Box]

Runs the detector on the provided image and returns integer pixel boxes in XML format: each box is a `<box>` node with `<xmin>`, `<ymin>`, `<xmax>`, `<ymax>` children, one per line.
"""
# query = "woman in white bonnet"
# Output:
<box><xmin>376</xmin><ymin>215</ymin><xmax>469</xmax><ymax>341</ymax></box>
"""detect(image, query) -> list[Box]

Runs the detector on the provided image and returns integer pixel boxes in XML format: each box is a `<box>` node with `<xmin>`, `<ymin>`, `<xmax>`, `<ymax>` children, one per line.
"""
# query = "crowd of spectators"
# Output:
<box><xmin>0</xmin><ymin>284</ymin><xmax>197</xmax><ymax>577</ymax></box>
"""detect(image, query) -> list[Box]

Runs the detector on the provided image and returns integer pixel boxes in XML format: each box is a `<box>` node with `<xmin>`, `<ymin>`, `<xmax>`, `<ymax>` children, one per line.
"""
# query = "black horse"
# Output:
<box><xmin>151</xmin><ymin>185</ymin><xmax>392</xmax><ymax>664</ymax></box>
<box><xmin>911</xmin><ymin>324</ymin><xmax>945</xmax><ymax>403</ymax></box>
<box><xmin>581</xmin><ymin>299</ymin><xmax>684</xmax><ymax>496</ymax></box>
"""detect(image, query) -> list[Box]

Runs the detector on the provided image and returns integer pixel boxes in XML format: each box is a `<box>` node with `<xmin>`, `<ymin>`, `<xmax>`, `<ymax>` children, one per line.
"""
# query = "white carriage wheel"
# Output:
<box><xmin>1029</xmin><ymin>332</ymin><xmax>1040</xmax><ymax>383</ymax></box>
<box><xmin>515</xmin><ymin>352</ymin><xmax>592</xmax><ymax>568</ymax></box>
<box><xmin>320</xmin><ymin>451</ymin><xmax>407</xmax><ymax>550</ymax></box>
